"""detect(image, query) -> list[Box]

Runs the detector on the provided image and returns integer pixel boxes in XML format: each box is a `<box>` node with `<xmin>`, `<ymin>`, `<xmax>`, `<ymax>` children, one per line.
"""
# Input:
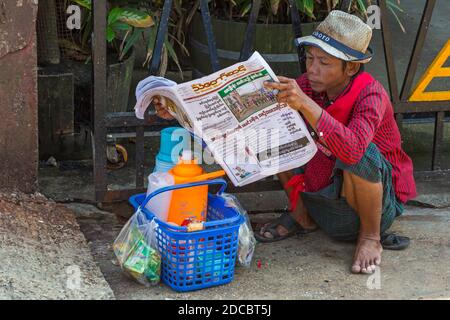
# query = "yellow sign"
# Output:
<box><xmin>409</xmin><ymin>39</ymin><xmax>450</xmax><ymax>101</ymax></box>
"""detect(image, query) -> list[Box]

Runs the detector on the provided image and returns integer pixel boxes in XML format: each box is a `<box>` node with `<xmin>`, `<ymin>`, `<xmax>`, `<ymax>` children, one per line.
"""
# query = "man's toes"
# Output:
<box><xmin>362</xmin><ymin>268</ymin><xmax>372</xmax><ymax>274</ymax></box>
<box><xmin>370</xmin><ymin>258</ymin><xmax>379</xmax><ymax>270</ymax></box>
<box><xmin>263</xmin><ymin>231</ymin><xmax>274</xmax><ymax>239</ymax></box>
<box><xmin>351</xmin><ymin>261</ymin><xmax>362</xmax><ymax>274</ymax></box>
<box><xmin>367</xmin><ymin>261</ymin><xmax>375</xmax><ymax>274</ymax></box>
<box><xmin>366</xmin><ymin>260</ymin><xmax>374</xmax><ymax>272</ymax></box>
<box><xmin>259</xmin><ymin>223</ymin><xmax>270</xmax><ymax>235</ymax></box>
<box><xmin>374</xmin><ymin>257</ymin><xmax>381</xmax><ymax>266</ymax></box>
<box><xmin>361</xmin><ymin>261</ymin><xmax>372</xmax><ymax>274</ymax></box>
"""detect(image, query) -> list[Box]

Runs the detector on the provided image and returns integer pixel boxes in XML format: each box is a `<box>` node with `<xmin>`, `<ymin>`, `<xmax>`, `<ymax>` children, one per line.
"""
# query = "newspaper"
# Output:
<box><xmin>135</xmin><ymin>51</ymin><xmax>317</xmax><ymax>187</ymax></box>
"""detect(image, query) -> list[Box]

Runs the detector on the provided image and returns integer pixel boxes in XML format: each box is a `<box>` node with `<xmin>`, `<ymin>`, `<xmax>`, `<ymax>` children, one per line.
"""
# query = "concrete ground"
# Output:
<box><xmin>0</xmin><ymin>191</ymin><xmax>114</xmax><ymax>300</ymax></box>
<box><xmin>36</xmin><ymin>142</ymin><xmax>450</xmax><ymax>300</ymax></box>
<box><xmin>68</xmin><ymin>205</ymin><xmax>450</xmax><ymax>300</ymax></box>
<box><xmin>2</xmin><ymin>177</ymin><xmax>449</xmax><ymax>300</ymax></box>
<box><xmin>62</xmin><ymin>172</ymin><xmax>450</xmax><ymax>300</ymax></box>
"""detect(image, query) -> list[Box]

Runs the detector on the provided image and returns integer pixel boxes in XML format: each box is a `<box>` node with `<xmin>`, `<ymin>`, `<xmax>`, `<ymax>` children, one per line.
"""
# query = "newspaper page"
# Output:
<box><xmin>135</xmin><ymin>51</ymin><xmax>317</xmax><ymax>187</ymax></box>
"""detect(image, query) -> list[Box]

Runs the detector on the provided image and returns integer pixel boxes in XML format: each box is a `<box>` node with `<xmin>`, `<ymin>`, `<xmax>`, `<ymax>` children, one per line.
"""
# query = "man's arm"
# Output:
<box><xmin>264</xmin><ymin>77</ymin><xmax>385</xmax><ymax>165</ymax></box>
<box><xmin>313</xmin><ymin>86</ymin><xmax>385</xmax><ymax>164</ymax></box>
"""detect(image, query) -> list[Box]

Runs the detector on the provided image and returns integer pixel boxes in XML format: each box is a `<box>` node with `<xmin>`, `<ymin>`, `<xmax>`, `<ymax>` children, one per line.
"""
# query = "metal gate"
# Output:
<box><xmin>91</xmin><ymin>0</ymin><xmax>448</xmax><ymax>203</ymax></box>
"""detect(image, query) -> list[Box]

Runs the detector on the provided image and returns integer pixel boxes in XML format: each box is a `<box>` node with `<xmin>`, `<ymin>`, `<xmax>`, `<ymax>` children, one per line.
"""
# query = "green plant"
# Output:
<box><xmin>209</xmin><ymin>0</ymin><xmax>405</xmax><ymax>32</ymax></box>
<box><xmin>65</xmin><ymin>0</ymin><xmax>186</xmax><ymax>77</ymax></box>
<box><xmin>71</xmin><ymin>0</ymin><xmax>154</xmax><ymax>61</ymax></box>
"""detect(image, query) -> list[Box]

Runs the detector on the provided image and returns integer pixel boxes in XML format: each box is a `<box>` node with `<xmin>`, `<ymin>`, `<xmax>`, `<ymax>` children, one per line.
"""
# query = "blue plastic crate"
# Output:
<box><xmin>129</xmin><ymin>179</ymin><xmax>244</xmax><ymax>292</ymax></box>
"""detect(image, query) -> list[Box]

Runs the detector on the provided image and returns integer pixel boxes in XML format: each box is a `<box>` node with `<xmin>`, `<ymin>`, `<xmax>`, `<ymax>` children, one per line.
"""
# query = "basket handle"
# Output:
<box><xmin>139</xmin><ymin>178</ymin><xmax>227</xmax><ymax>209</ymax></box>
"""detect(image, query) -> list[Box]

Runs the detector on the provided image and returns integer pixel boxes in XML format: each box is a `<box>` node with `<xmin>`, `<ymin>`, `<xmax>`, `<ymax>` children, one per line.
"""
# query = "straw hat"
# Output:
<box><xmin>295</xmin><ymin>10</ymin><xmax>373</xmax><ymax>64</ymax></box>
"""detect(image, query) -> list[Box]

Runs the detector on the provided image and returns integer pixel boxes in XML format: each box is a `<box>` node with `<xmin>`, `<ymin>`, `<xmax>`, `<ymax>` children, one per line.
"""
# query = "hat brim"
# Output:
<box><xmin>295</xmin><ymin>35</ymin><xmax>373</xmax><ymax>64</ymax></box>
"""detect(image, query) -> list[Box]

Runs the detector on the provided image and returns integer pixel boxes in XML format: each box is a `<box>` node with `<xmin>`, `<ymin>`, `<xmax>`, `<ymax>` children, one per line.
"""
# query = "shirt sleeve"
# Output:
<box><xmin>315</xmin><ymin>83</ymin><xmax>386</xmax><ymax>165</ymax></box>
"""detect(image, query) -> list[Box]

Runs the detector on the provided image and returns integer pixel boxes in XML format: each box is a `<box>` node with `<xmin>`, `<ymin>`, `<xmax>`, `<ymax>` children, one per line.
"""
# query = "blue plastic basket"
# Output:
<box><xmin>129</xmin><ymin>179</ymin><xmax>244</xmax><ymax>292</ymax></box>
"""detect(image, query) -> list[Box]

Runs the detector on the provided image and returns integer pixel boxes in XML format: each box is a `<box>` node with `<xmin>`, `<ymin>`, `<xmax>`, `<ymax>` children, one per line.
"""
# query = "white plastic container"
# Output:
<box><xmin>145</xmin><ymin>172</ymin><xmax>174</xmax><ymax>222</ymax></box>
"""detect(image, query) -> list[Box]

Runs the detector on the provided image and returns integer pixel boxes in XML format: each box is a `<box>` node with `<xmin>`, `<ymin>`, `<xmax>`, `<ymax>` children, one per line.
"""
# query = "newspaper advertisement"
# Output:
<box><xmin>135</xmin><ymin>51</ymin><xmax>317</xmax><ymax>187</ymax></box>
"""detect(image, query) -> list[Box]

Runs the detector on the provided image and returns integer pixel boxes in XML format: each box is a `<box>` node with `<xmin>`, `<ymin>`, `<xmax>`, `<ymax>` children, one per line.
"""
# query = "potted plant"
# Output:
<box><xmin>188</xmin><ymin>0</ymin><xmax>405</xmax><ymax>78</ymax></box>
<box><xmin>58</xmin><ymin>0</ymin><xmax>149</xmax><ymax>117</ymax></box>
<box><xmin>58</xmin><ymin>0</ymin><xmax>186</xmax><ymax>118</ymax></box>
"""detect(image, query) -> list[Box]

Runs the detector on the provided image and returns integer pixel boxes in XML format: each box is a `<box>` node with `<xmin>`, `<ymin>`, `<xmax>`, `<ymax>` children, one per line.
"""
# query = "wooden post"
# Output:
<box><xmin>0</xmin><ymin>0</ymin><xmax>39</xmax><ymax>193</ymax></box>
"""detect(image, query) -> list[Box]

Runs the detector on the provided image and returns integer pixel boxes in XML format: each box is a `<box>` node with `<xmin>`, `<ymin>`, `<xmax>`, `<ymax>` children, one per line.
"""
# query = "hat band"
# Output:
<box><xmin>312</xmin><ymin>31</ymin><xmax>369</xmax><ymax>60</ymax></box>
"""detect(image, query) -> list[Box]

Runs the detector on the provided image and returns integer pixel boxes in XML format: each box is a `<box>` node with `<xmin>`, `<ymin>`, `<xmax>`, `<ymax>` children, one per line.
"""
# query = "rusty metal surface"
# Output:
<box><xmin>432</xmin><ymin>111</ymin><xmax>445</xmax><ymax>171</ymax></box>
<box><xmin>199</xmin><ymin>0</ymin><xmax>219</xmax><ymax>73</ymax></box>
<box><xmin>400</xmin><ymin>0</ymin><xmax>436</xmax><ymax>101</ymax></box>
<box><xmin>289</xmin><ymin>0</ymin><xmax>306</xmax><ymax>73</ymax></box>
<box><xmin>37</xmin><ymin>71</ymin><xmax>74</xmax><ymax>159</ymax></box>
<box><xmin>239</xmin><ymin>0</ymin><xmax>261</xmax><ymax>62</ymax></box>
<box><xmin>92</xmin><ymin>0</ymin><xmax>108</xmax><ymax>202</ymax></box>
<box><xmin>0</xmin><ymin>0</ymin><xmax>38</xmax><ymax>193</ymax></box>
<box><xmin>379</xmin><ymin>0</ymin><xmax>400</xmax><ymax>104</ymax></box>
<box><xmin>378</xmin><ymin>0</ymin><xmax>446</xmax><ymax>172</ymax></box>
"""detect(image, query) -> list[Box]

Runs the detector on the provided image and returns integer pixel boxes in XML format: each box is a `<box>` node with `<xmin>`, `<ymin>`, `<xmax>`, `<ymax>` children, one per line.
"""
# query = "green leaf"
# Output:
<box><xmin>295</xmin><ymin>0</ymin><xmax>316</xmax><ymax>19</ymax></box>
<box><xmin>71</xmin><ymin>0</ymin><xmax>91</xmax><ymax>10</ymax></box>
<box><xmin>388</xmin><ymin>6</ymin><xmax>406</xmax><ymax>33</ymax></box>
<box><xmin>239</xmin><ymin>2</ymin><xmax>252</xmax><ymax>17</ymax></box>
<box><xmin>142</xmin><ymin>16</ymin><xmax>159</xmax><ymax>66</ymax></box>
<box><xmin>387</xmin><ymin>0</ymin><xmax>404</xmax><ymax>13</ymax></box>
<box><xmin>146</xmin><ymin>22</ymin><xmax>158</xmax><ymax>53</ymax></box>
<box><xmin>120</xmin><ymin>28</ymin><xmax>144</xmax><ymax>60</ymax></box>
<box><xmin>106</xmin><ymin>26</ymin><xmax>115</xmax><ymax>43</ymax></box>
<box><xmin>111</xmin><ymin>21</ymin><xmax>131</xmax><ymax>32</ymax></box>
<box><xmin>118</xmin><ymin>7</ymin><xmax>154</xmax><ymax>28</ymax></box>
<box><xmin>355</xmin><ymin>0</ymin><xmax>367</xmax><ymax>13</ymax></box>
<box><xmin>81</xmin><ymin>11</ymin><xmax>92</xmax><ymax>47</ymax></box>
<box><xmin>164</xmin><ymin>38</ymin><xmax>183</xmax><ymax>77</ymax></box>
<box><xmin>108</xmin><ymin>7</ymin><xmax>125</xmax><ymax>25</ymax></box>
<box><xmin>270</xmin><ymin>0</ymin><xmax>281</xmax><ymax>15</ymax></box>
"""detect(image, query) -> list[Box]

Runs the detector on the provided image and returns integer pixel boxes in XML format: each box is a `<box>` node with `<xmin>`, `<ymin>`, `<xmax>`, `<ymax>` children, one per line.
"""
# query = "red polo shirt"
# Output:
<box><xmin>296</xmin><ymin>73</ymin><xmax>417</xmax><ymax>203</ymax></box>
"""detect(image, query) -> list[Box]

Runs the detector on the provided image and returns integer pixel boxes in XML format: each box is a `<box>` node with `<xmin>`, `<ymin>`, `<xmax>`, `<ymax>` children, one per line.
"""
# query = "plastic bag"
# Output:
<box><xmin>222</xmin><ymin>193</ymin><xmax>256</xmax><ymax>268</ymax></box>
<box><xmin>113</xmin><ymin>209</ymin><xmax>161</xmax><ymax>286</ymax></box>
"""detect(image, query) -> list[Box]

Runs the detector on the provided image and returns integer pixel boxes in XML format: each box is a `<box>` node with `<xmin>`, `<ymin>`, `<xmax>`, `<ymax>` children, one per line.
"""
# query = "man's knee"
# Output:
<box><xmin>341</xmin><ymin>169</ymin><xmax>382</xmax><ymax>210</ymax></box>
<box><xmin>342</xmin><ymin>169</ymin><xmax>381</xmax><ymax>188</ymax></box>
<box><xmin>277</xmin><ymin>170</ymin><xmax>295</xmax><ymax>195</ymax></box>
<box><xmin>335</xmin><ymin>143</ymin><xmax>384</xmax><ymax>185</ymax></box>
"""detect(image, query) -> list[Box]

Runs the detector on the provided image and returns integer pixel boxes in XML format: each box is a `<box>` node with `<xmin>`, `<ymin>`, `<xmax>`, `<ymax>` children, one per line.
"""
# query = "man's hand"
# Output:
<box><xmin>152</xmin><ymin>96</ymin><xmax>175</xmax><ymax>120</ymax></box>
<box><xmin>264</xmin><ymin>76</ymin><xmax>323</xmax><ymax>130</ymax></box>
<box><xmin>263</xmin><ymin>76</ymin><xmax>311</xmax><ymax>112</ymax></box>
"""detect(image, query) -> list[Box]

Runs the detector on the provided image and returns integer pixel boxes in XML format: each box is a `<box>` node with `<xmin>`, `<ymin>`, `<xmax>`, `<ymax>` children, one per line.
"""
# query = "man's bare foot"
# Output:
<box><xmin>351</xmin><ymin>236</ymin><xmax>383</xmax><ymax>274</ymax></box>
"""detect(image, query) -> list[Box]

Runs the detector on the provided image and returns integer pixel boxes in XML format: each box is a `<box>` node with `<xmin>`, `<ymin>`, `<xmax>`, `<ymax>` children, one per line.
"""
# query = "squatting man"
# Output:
<box><xmin>152</xmin><ymin>11</ymin><xmax>417</xmax><ymax>274</ymax></box>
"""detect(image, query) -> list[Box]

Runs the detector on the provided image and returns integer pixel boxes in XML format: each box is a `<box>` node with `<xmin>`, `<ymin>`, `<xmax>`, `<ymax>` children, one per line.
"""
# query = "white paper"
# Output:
<box><xmin>135</xmin><ymin>52</ymin><xmax>317</xmax><ymax>186</ymax></box>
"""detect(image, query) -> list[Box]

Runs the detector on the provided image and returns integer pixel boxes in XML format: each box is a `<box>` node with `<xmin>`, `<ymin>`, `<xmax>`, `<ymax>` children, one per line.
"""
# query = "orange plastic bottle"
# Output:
<box><xmin>167</xmin><ymin>151</ymin><xmax>225</xmax><ymax>226</ymax></box>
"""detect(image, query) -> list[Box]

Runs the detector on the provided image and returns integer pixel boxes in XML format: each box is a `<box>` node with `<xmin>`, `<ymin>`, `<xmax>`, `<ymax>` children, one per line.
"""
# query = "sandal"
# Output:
<box><xmin>381</xmin><ymin>232</ymin><xmax>410</xmax><ymax>250</ymax></box>
<box><xmin>254</xmin><ymin>212</ymin><xmax>317</xmax><ymax>243</ymax></box>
